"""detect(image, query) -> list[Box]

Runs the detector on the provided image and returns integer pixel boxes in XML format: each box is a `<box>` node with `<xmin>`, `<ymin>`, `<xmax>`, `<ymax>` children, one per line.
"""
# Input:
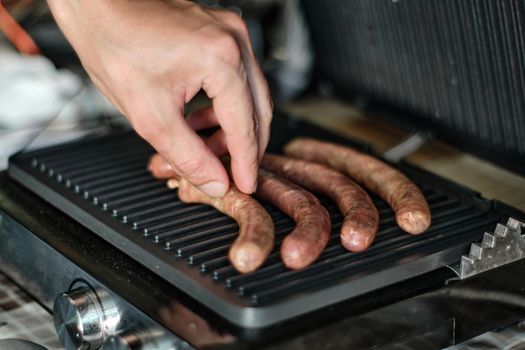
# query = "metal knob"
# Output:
<box><xmin>53</xmin><ymin>286</ymin><xmax>120</xmax><ymax>350</ymax></box>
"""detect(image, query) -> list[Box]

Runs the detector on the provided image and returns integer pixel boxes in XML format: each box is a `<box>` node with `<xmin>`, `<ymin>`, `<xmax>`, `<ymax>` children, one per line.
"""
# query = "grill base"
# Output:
<box><xmin>3</xmin><ymin>173</ymin><xmax>525</xmax><ymax>349</ymax></box>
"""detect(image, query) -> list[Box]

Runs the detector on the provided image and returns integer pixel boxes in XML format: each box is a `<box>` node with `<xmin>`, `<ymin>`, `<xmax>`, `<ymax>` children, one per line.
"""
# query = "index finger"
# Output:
<box><xmin>202</xmin><ymin>47</ymin><xmax>259</xmax><ymax>194</ymax></box>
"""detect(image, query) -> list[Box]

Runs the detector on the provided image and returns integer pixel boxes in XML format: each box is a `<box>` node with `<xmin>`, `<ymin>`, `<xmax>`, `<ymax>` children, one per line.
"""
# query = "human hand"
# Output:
<box><xmin>47</xmin><ymin>0</ymin><xmax>272</xmax><ymax>197</ymax></box>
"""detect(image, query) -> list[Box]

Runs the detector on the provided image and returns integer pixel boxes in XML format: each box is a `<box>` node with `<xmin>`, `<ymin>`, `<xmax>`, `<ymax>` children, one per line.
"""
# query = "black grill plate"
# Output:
<box><xmin>7</xmin><ymin>115</ymin><xmax>504</xmax><ymax>328</ymax></box>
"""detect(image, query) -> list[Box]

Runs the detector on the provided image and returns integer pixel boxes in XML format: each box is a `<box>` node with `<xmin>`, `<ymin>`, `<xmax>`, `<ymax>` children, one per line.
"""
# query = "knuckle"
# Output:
<box><xmin>208</xmin><ymin>31</ymin><xmax>242</xmax><ymax>67</ymax></box>
<box><xmin>224</xmin><ymin>13</ymin><xmax>249</xmax><ymax>37</ymax></box>
<box><xmin>175</xmin><ymin>157</ymin><xmax>207</xmax><ymax>179</ymax></box>
<box><xmin>237</xmin><ymin>20</ymin><xmax>250</xmax><ymax>39</ymax></box>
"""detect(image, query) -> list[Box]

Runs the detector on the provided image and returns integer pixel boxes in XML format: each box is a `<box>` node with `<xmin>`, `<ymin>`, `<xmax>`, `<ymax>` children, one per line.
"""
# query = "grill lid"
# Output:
<box><xmin>302</xmin><ymin>0</ymin><xmax>525</xmax><ymax>175</ymax></box>
<box><xmin>8</xmin><ymin>115</ymin><xmax>506</xmax><ymax>328</ymax></box>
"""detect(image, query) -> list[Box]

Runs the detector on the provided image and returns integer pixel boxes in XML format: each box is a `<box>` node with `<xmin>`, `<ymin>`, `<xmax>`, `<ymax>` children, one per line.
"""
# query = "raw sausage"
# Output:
<box><xmin>149</xmin><ymin>155</ymin><xmax>274</xmax><ymax>273</ymax></box>
<box><xmin>149</xmin><ymin>154</ymin><xmax>332</xmax><ymax>269</ymax></box>
<box><xmin>261</xmin><ymin>154</ymin><xmax>378</xmax><ymax>251</ymax></box>
<box><xmin>256</xmin><ymin>170</ymin><xmax>331</xmax><ymax>269</ymax></box>
<box><xmin>167</xmin><ymin>177</ymin><xmax>275</xmax><ymax>274</ymax></box>
<box><xmin>284</xmin><ymin>138</ymin><xmax>431</xmax><ymax>234</ymax></box>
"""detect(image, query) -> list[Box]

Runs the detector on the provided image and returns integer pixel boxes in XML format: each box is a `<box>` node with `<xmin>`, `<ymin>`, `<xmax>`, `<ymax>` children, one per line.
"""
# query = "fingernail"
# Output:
<box><xmin>199</xmin><ymin>181</ymin><xmax>227</xmax><ymax>197</ymax></box>
<box><xmin>167</xmin><ymin>179</ymin><xmax>179</xmax><ymax>189</ymax></box>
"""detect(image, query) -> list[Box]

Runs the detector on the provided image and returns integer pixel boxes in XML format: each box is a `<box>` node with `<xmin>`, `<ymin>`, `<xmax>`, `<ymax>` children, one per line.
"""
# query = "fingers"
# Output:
<box><xmin>147</xmin><ymin>128</ymin><xmax>228</xmax><ymax>183</ymax></box>
<box><xmin>132</xmin><ymin>94</ymin><xmax>230</xmax><ymax>198</ymax></box>
<box><xmin>186</xmin><ymin>11</ymin><xmax>271</xmax><ymax>195</ymax></box>
<box><xmin>198</xmin><ymin>11</ymin><xmax>271</xmax><ymax>194</ymax></box>
<box><xmin>218</xmin><ymin>11</ymin><xmax>273</xmax><ymax>159</ymax></box>
<box><xmin>238</xmin><ymin>44</ymin><xmax>273</xmax><ymax>160</ymax></box>
<box><xmin>210</xmin><ymin>84</ymin><xmax>258</xmax><ymax>194</ymax></box>
<box><xmin>166</xmin><ymin>124</ymin><xmax>230</xmax><ymax>197</ymax></box>
<box><xmin>202</xmin><ymin>43</ymin><xmax>259</xmax><ymax>194</ymax></box>
<box><xmin>145</xmin><ymin>9</ymin><xmax>271</xmax><ymax>197</ymax></box>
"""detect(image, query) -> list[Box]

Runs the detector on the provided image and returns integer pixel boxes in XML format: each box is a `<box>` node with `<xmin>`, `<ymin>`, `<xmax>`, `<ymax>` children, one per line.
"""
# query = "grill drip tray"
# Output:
<box><xmin>7</xmin><ymin>116</ymin><xmax>506</xmax><ymax>328</ymax></box>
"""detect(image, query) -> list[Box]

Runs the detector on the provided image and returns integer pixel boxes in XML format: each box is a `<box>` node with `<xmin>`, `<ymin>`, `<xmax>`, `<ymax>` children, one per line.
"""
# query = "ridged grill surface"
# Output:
<box><xmin>12</xmin><ymin>133</ymin><xmax>499</xmax><ymax>302</ymax></box>
<box><xmin>303</xmin><ymin>0</ymin><xmax>525</xmax><ymax>170</ymax></box>
<box><xmin>8</xmin><ymin>119</ymin><xmax>506</xmax><ymax>327</ymax></box>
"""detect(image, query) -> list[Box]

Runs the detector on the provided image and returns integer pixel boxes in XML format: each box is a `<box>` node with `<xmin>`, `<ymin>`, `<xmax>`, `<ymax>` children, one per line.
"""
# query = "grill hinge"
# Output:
<box><xmin>449</xmin><ymin>218</ymin><xmax>525</xmax><ymax>279</ymax></box>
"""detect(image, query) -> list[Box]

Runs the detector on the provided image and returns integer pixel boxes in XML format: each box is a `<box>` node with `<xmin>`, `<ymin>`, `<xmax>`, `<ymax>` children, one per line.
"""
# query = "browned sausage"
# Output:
<box><xmin>148</xmin><ymin>155</ymin><xmax>274</xmax><ymax>274</ymax></box>
<box><xmin>261</xmin><ymin>154</ymin><xmax>379</xmax><ymax>252</ymax></box>
<box><xmin>256</xmin><ymin>170</ymin><xmax>331</xmax><ymax>269</ymax></box>
<box><xmin>284</xmin><ymin>138</ymin><xmax>431</xmax><ymax>235</ymax></box>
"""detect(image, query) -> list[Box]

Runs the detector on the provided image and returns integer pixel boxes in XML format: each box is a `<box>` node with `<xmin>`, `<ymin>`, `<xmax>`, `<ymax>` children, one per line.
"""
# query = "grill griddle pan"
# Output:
<box><xmin>8</xmin><ymin>114</ymin><xmax>506</xmax><ymax>328</ymax></box>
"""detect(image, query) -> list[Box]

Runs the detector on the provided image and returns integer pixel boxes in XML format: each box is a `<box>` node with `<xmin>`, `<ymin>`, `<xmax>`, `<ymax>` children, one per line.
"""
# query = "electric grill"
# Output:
<box><xmin>1</xmin><ymin>114</ymin><xmax>525</xmax><ymax>349</ymax></box>
<box><xmin>2</xmin><ymin>1</ymin><xmax>525</xmax><ymax>349</ymax></box>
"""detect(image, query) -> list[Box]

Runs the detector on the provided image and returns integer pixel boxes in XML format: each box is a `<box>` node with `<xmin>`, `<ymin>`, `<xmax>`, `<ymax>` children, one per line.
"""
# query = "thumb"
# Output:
<box><xmin>161</xmin><ymin>124</ymin><xmax>230</xmax><ymax>197</ymax></box>
<box><xmin>134</xmin><ymin>100</ymin><xmax>230</xmax><ymax>198</ymax></box>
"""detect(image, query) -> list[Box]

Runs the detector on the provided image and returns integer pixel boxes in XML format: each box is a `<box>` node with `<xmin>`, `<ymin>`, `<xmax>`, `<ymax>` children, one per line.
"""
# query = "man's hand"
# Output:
<box><xmin>47</xmin><ymin>0</ymin><xmax>272</xmax><ymax>197</ymax></box>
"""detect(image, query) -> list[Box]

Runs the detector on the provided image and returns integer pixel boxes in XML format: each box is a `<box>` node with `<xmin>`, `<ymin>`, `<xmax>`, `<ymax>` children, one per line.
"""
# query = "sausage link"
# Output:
<box><xmin>256</xmin><ymin>170</ymin><xmax>331</xmax><ymax>269</ymax></box>
<box><xmin>149</xmin><ymin>153</ymin><xmax>332</xmax><ymax>270</ymax></box>
<box><xmin>174</xmin><ymin>178</ymin><xmax>274</xmax><ymax>273</ymax></box>
<box><xmin>284</xmin><ymin>138</ymin><xmax>431</xmax><ymax>234</ymax></box>
<box><xmin>261</xmin><ymin>154</ymin><xmax>379</xmax><ymax>251</ymax></box>
<box><xmin>149</xmin><ymin>155</ymin><xmax>274</xmax><ymax>274</ymax></box>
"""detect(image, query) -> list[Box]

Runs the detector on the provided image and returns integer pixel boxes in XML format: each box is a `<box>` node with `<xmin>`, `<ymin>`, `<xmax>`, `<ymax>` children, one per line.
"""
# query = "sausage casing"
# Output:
<box><xmin>284</xmin><ymin>138</ymin><xmax>431</xmax><ymax>234</ymax></box>
<box><xmin>257</xmin><ymin>170</ymin><xmax>331</xmax><ymax>269</ymax></box>
<box><xmin>149</xmin><ymin>154</ymin><xmax>275</xmax><ymax>273</ymax></box>
<box><xmin>261</xmin><ymin>154</ymin><xmax>379</xmax><ymax>251</ymax></box>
